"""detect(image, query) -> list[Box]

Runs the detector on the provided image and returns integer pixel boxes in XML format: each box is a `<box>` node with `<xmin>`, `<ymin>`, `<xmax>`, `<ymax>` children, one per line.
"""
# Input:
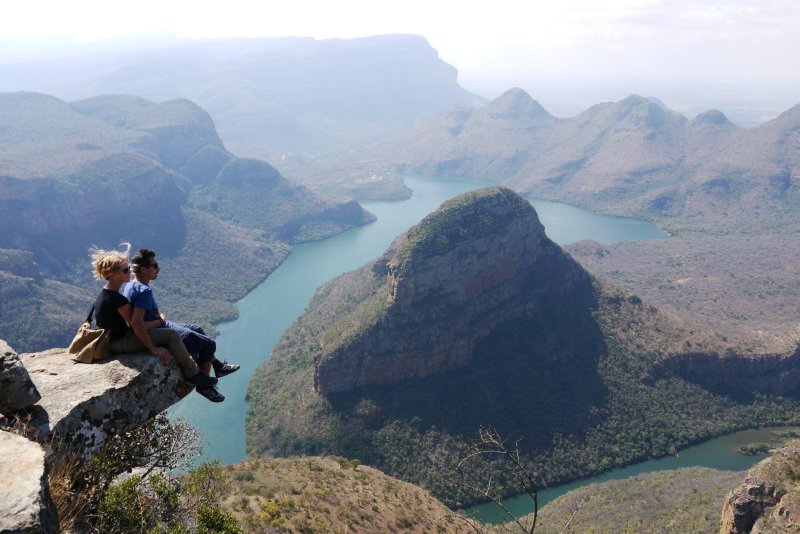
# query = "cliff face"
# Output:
<box><xmin>720</xmin><ymin>440</ymin><xmax>800</xmax><ymax>533</ymax></box>
<box><xmin>651</xmin><ymin>348</ymin><xmax>800</xmax><ymax>396</ymax></box>
<box><xmin>314</xmin><ymin>187</ymin><xmax>591</xmax><ymax>394</ymax></box>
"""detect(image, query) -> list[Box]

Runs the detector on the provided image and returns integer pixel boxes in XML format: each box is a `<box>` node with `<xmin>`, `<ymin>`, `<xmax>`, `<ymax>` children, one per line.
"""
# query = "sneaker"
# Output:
<box><xmin>197</xmin><ymin>386</ymin><xmax>225</xmax><ymax>403</ymax></box>
<box><xmin>213</xmin><ymin>360</ymin><xmax>240</xmax><ymax>378</ymax></box>
<box><xmin>185</xmin><ymin>372</ymin><xmax>218</xmax><ymax>387</ymax></box>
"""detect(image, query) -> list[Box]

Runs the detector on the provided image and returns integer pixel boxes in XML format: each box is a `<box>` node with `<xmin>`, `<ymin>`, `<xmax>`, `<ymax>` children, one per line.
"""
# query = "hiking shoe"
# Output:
<box><xmin>185</xmin><ymin>372</ymin><xmax>218</xmax><ymax>387</ymax></box>
<box><xmin>197</xmin><ymin>386</ymin><xmax>225</xmax><ymax>403</ymax></box>
<box><xmin>213</xmin><ymin>360</ymin><xmax>240</xmax><ymax>378</ymax></box>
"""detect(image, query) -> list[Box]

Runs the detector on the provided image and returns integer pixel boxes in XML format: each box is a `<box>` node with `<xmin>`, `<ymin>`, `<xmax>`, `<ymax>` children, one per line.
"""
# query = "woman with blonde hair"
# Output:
<box><xmin>91</xmin><ymin>244</ymin><xmax>220</xmax><ymax>400</ymax></box>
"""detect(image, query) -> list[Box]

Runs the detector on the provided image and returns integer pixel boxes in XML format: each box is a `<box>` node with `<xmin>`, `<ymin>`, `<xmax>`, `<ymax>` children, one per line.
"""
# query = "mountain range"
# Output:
<box><xmin>361</xmin><ymin>88</ymin><xmax>799</xmax><ymax>232</ymax></box>
<box><xmin>0</xmin><ymin>91</ymin><xmax>373</xmax><ymax>351</ymax></box>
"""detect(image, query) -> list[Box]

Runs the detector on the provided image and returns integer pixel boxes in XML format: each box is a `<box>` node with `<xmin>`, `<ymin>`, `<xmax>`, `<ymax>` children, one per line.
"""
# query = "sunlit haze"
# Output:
<box><xmin>2</xmin><ymin>0</ymin><xmax>798</xmax><ymax>121</ymax></box>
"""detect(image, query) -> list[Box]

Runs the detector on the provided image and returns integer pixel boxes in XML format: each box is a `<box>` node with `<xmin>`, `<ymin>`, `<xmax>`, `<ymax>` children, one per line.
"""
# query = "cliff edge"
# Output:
<box><xmin>0</xmin><ymin>339</ymin><xmax>193</xmax><ymax>533</ymax></box>
<box><xmin>720</xmin><ymin>440</ymin><xmax>800</xmax><ymax>533</ymax></box>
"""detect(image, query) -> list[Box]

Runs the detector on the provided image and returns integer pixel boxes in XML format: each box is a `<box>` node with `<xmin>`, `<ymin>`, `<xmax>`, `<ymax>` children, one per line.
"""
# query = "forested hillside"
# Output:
<box><xmin>0</xmin><ymin>91</ymin><xmax>373</xmax><ymax>351</ymax></box>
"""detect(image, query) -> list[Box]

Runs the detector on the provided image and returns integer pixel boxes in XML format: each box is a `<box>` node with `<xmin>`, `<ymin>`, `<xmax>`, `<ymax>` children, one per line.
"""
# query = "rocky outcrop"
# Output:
<box><xmin>0</xmin><ymin>340</ymin><xmax>40</xmax><ymax>413</ymax></box>
<box><xmin>314</xmin><ymin>187</ymin><xmax>592</xmax><ymax>394</ymax></box>
<box><xmin>649</xmin><ymin>347</ymin><xmax>800</xmax><ymax>396</ymax></box>
<box><xmin>0</xmin><ymin>338</ymin><xmax>196</xmax><ymax>531</ymax></box>
<box><xmin>720</xmin><ymin>440</ymin><xmax>800</xmax><ymax>533</ymax></box>
<box><xmin>20</xmin><ymin>347</ymin><xmax>192</xmax><ymax>456</ymax></box>
<box><xmin>0</xmin><ymin>430</ymin><xmax>58</xmax><ymax>534</ymax></box>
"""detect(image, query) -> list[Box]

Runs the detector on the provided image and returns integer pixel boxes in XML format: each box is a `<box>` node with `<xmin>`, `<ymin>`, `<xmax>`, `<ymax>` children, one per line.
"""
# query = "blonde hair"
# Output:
<box><xmin>91</xmin><ymin>242</ymin><xmax>132</xmax><ymax>280</ymax></box>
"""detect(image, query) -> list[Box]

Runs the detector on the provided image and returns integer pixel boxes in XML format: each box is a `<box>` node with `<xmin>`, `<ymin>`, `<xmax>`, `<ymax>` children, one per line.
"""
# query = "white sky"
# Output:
<box><xmin>2</xmin><ymin>0</ymin><xmax>799</xmax><ymax>120</ymax></box>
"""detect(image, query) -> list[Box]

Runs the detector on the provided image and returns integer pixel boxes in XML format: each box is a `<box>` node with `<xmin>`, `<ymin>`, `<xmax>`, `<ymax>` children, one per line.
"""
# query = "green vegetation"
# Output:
<box><xmin>394</xmin><ymin>187</ymin><xmax>532</xmax><ymax>266</ymax></box>
<box><xmin>0</xmin><ymin>92</ymin><xmax>372</xmax><ymax>351</ymax></box>
<box><xmin>738</xmin><ymin>443</ymin><xmax>772</xmax><ymax>455</ymax></box>
<box><xmin>48</xmin><ymin>415</ymin><xmax>243</xmax><ymax>533</ymax></box>
<box><xmin>772</xmin><ymin>429</ymin><xmax>800</xmax><ymax>439</ymax></box>
<box><xmin>217</xmin><ymin>456</ymin><xmax>467</xmax><ymax>533</ymax></box>
<box><xmin>519</xmin><ymin>467</ymin><xmax>743</xmax><ymax>534</ymax></box>
<box><xmin>567</xmin><ymin>234</ymin><xmax>800</xmax><ymax>353</ymax></box>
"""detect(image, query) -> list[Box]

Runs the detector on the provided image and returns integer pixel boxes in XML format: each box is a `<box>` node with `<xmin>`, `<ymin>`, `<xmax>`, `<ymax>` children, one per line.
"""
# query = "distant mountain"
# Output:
<box><xmin>0</xmin><ymin>91</ymin><xmax>374</xmax><ymax>351</ymax></box>
<box><xmin>0</xmin><ymin>35</ymin><xmax>483</xmax><ymax>164</ymax></box>
<box><xmin>368</xmin><ymin>89</ymin><xmax>800</xmax><ymax>232</ymax></box>
<box><xmin>246</xmin><ymin>187</ymin><xmax>800</xmax><ymax>506</ymax></box>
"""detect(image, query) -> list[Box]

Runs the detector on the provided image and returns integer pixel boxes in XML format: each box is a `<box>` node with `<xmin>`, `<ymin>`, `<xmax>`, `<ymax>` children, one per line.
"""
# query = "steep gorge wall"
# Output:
<box><xmin>651</xmin><ymin>347</ymin><xmax>800</xmax><ymax>396</ymax></box>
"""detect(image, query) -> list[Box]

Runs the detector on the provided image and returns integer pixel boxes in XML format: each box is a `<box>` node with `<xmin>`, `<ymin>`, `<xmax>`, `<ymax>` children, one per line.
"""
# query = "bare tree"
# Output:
<box><xmin>455</xmin><ymin>427</ymin><xmax>539</xmax><ymax>533</ymax></box>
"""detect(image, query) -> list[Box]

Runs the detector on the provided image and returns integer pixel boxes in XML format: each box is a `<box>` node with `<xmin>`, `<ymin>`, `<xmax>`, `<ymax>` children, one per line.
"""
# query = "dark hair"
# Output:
<box><xmin>130</xmin><ymin>248</ymin><xmax>156</xmax><ymax>274</ymax></box>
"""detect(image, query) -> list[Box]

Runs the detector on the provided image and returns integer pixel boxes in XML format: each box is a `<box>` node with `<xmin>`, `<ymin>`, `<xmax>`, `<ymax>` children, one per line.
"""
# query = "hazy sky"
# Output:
<box><xmin>2</xmin><ymin>0</ymin><xmax>798</xmax><ymax>121</ymax></box>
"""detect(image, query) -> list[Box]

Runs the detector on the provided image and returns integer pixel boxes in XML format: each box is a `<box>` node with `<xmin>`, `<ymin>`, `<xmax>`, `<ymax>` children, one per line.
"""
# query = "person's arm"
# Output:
<box><xmin>129</xmin><ymin>307</ymin><xmax>170</xmax><ymax>364</ymax></box>
<box><xmin>116</xmin><ymin>302</ymin><xmax>133</xmax><ymax>324</ymax></box>
<box><xmin>143</xmin><ymin>317</ymin><xmax>165</xmax><ymax>330</ymax></box>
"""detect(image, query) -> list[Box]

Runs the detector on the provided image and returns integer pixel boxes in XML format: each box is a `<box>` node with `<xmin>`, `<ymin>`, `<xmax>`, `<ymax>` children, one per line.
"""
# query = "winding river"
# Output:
<box><xmin>164</xmin><ymin>175</ymin><xmax>774</xmax><ymax>516</ymax></box>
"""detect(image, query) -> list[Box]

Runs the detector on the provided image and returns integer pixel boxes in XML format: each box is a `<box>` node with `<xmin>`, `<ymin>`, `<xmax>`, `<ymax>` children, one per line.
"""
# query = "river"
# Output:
<box><xmin>466</xmin><ymin>427</ymin><xmax>789</xmax><ymax>523</ymax></box>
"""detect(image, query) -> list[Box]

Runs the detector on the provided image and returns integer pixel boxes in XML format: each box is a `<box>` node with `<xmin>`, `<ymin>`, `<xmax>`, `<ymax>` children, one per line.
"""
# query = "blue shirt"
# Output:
<box><xmin>123</xmin><ymin>280</ymin><xmax>160</xmax><ymax>322</ymax></box>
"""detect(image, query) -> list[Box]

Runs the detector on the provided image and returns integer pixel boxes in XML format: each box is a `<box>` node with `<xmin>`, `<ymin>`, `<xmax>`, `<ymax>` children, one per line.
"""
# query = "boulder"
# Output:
<box><xmin>0</xmin><ymin>340</ymin><xmax>41</xmax><ymax>414</ymax></box>
<box><xmin>20</xmin><ymin>348</ymin><xmax>192</xmax><ymax>457</ymax></box>
<box><xmin>0</xmin><ymin>430</ymin><xmax>58</xmax><ymax>533</ymax></box>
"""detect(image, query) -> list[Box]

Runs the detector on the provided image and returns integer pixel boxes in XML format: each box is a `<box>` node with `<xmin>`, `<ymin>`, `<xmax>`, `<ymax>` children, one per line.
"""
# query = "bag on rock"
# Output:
<box><xmin>68</xmin><ymin>305</ymin><xmax>110</xmax><ymax>363</ymax></box>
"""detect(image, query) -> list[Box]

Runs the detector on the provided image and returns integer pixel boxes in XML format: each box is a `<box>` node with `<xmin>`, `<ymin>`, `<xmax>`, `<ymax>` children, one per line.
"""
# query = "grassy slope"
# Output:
<box><xmin>518</xmin><ymin>467</ymin><xmax>743</xmax><ymax>534</ymax></box>
<box><xmin>219</xmin><ymin>456</ymin><xmax>470</xmax><ymax>533</ymax></box>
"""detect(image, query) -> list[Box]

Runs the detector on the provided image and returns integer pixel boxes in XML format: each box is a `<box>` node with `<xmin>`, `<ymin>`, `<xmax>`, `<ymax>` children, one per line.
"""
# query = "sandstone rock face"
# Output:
<box><xmin>21</xmin><ymin>348</ymin><xmax>192</xmax><ymax>457</ymax></box>
<box><xmin>651</xmin><ymin>347</ymin><xmax>800</xmax><ymax>396</ymax></box>
<box><xmin>314</xmin><ymin>187</ymin><xmax>592</xmax><ymax>394</ymax></box>
<box><xmin>0</xmin><ymin>430</ymin><xmax>58</xmax><ymax>534</ymax></box>
<box><xmin>0</xmin><ymin>340</ymin><xmax>41</xmax><ymax>414</ymax></box>
<box><xmin>720</xmin><ymin>440</ymin><xmax>800</xmax><ymax>533</ymax></box>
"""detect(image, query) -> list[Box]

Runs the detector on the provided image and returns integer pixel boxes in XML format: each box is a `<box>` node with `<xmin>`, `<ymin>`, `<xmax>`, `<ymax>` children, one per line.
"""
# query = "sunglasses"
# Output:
<box><xmin>120</xmin><ymin>266</ymin><xmax>130</xmax><ymax>274</ymax></box>
<box><xmin>148</xmin><ymin>262</ymin><xmax>160</xmax><ymax>269</ymax></box>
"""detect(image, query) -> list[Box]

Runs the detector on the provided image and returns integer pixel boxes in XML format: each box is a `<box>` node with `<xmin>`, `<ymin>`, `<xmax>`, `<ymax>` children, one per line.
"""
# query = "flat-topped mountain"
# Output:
<box><xmin>367</xmin><ymin>89</ymin><xmax>800</xmax><ymax>232</ymax></box>
<box><xmin>0</xmin><ymin>91</ymin><xmax>374</xmax><ymax>351</ymax></box>
<box><xmin>246</xmin><ymin>187</ymin><xmax>800</xmax><ymax>506</ymax></box>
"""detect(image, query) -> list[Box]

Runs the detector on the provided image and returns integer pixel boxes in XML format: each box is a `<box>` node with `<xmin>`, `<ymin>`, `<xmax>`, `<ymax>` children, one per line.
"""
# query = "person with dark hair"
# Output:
<box><xmin>90</xmin><ymin>244</ymin><xmax>220</xmax><ymax>401</ymax></box>
<box><xmin>124</xmin><ymin>248</ymin><xmax>239</xmax><ymax>403</ymax></box>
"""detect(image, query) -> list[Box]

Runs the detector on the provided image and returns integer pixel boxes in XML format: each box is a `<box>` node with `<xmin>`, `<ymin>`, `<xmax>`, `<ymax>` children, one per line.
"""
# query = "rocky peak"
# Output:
<box><xmin>483</xmin><ymin>87</ymin><xmax>553</xmax><ymax>121</ymax></box>
<box><xmin>693</xmin><ymin>109</ymin><xmax>733</xmax><ymax>127</ymax></box>
<box><xmin>314</xmin><ymin>187</ymin><xmax>592</xmax><ymax>394</ymax></box>
<box><xmin>611</xmin><ymin>95</ymin><xmax>686</xmax><ymax>130</ymax></box>
<box><xmin>385</xmin><ymin>187</ymin><xmax>549</xmax><ymax>306</ymax></box>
